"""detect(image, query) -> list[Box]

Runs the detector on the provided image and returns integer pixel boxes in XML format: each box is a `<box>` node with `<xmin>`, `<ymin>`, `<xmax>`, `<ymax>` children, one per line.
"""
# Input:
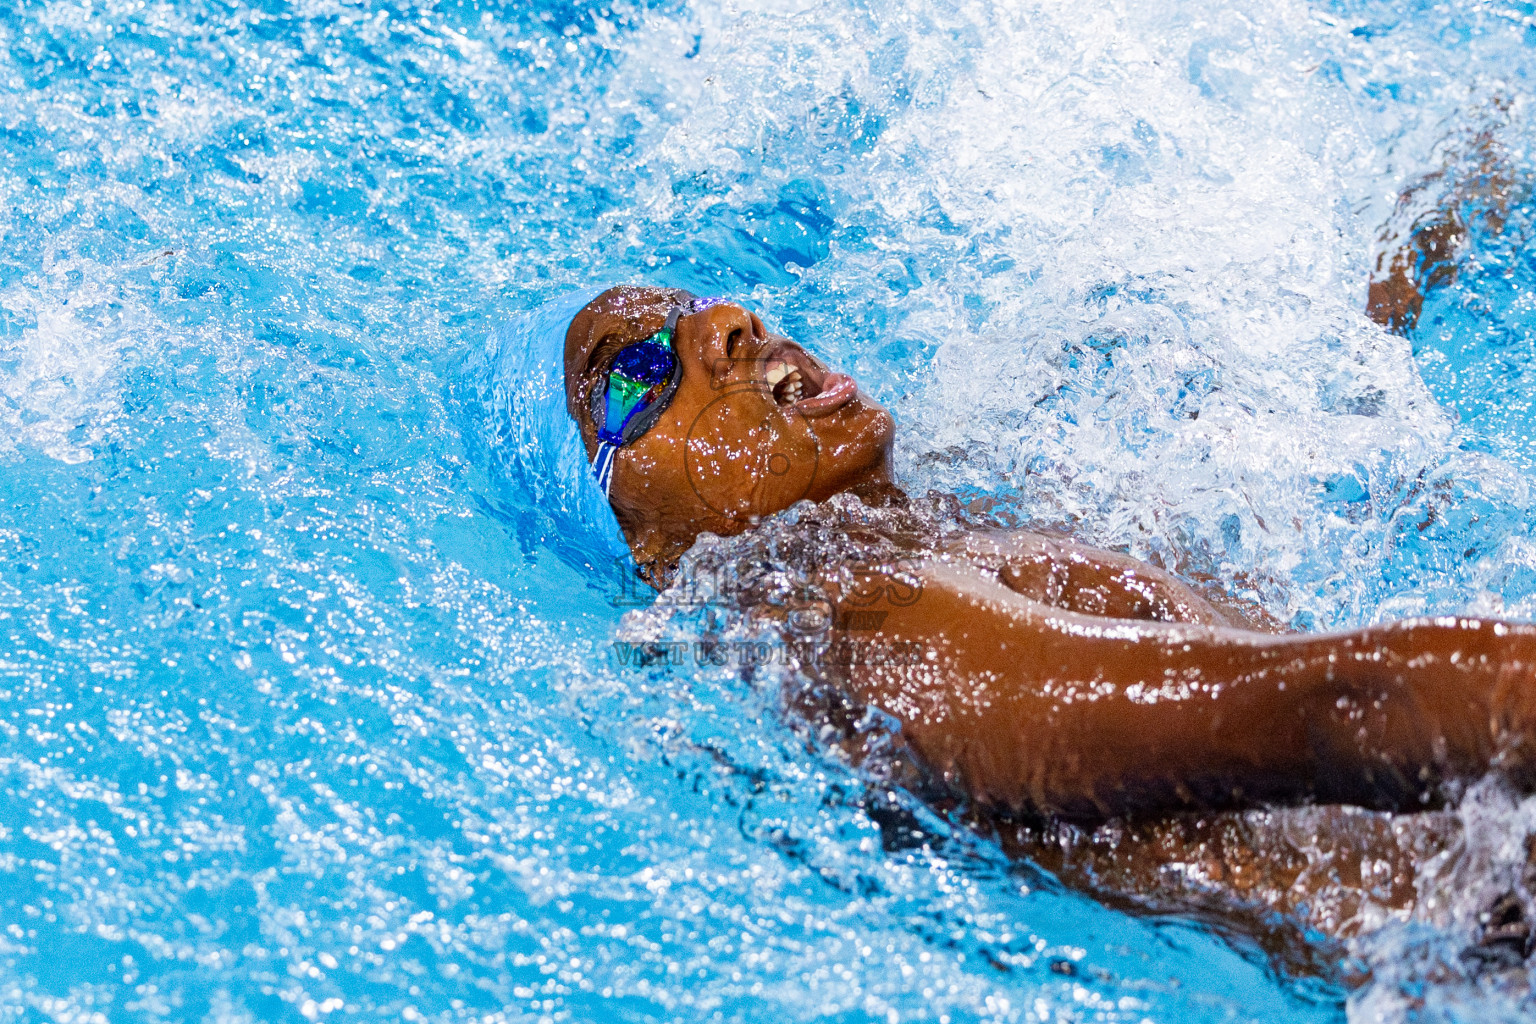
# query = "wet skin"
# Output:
<box><xmin>562</xmin><ymin>278</ymin><xmax>1536</xmax><ymax>962</ymax></box>
<box><xmin>1366</xmin><ymin>116</ymin><xmax>1522</xmax><ymax>333</ymax></box>
<box><xmin>567</xmin><ymin>285</ymin><xmax>1536</xmax><ymax>826</ymax></box>
<box><xmin>565</xmin><ymin>287</ymin><xmax>897</xmax><ymax>576</ymax></box>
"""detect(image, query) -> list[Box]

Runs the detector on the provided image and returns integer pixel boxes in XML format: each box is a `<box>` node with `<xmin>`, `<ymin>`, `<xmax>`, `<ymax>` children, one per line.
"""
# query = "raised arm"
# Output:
<box><xmin>1367</xmin><ymin>114</ymin><xmax>1522</xmax><ymax>334</ymax></box>
<box><xmin>828</xmin><ymin>558</ymin><xmax>1536</xmax><ymax>822</ymax></box>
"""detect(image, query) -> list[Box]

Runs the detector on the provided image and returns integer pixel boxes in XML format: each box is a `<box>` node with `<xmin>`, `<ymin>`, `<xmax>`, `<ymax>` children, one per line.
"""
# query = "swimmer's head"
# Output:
<box><xmin>564</xmin><ymin>286</ymin><xmax>895</xmax><ymax>574</ymax></box>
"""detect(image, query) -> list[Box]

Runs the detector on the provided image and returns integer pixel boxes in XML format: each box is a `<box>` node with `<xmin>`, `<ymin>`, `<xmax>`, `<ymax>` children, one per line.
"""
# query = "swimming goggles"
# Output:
<box><xmin>589</xmin><ymin>296</ymin><xmax>721</xmax><ymax>496</ymax></box>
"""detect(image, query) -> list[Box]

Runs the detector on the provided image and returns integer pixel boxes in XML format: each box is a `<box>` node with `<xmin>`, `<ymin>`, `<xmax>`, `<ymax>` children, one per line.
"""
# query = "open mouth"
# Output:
<box><xmin>761</xmin><ymin>341</ymin><xmax>857</xmax><ymax>417</ymax></box>
<box><xmin>765</xmin><ymin>349</ymin><xmax>815</xmax><ymax>406</ymax></box>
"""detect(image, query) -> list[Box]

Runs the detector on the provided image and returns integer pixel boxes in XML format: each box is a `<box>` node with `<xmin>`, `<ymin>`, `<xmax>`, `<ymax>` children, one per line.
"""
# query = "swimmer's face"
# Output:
<box><xmin>565</xmin><ymin>286</ymin><xmax>895</xmax><ymax>570</ymax></box>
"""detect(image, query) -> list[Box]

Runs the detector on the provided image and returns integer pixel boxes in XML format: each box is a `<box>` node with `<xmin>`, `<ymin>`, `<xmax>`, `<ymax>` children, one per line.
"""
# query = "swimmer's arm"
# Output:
<box><xmin>1367</xmin><ymin>209</ymin><xmax>1464</xmax><ymax>334</ymax></box>
<box><xmin>1367</xmin><ymin>120</ymin><xmax>1521</xmax><ymax>334</ymax></box>
<box><xmin>835</xmin><ymin>560</ymin><xmax>1536</xmax><ymax>821</ymax></box>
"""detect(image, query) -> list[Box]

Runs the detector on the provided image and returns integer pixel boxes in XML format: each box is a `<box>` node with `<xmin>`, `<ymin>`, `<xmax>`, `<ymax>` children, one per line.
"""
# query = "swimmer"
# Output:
<box><xmin>558</xmin><ymin>285</ymin><xmax>1536</xmax><ymax>821</ymax></box>
<box><xmin>483</xmin><ymin>128</ymin><xmax>1536</xmax><ymax>970</ymax></box>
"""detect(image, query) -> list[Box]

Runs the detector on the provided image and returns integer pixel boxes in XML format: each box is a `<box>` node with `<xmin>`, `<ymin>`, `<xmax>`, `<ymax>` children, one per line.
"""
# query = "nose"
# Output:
<box><xmin>678</xmin><ymin>302</ymin><xmax>766</xmax><ymax>374</ymax></box>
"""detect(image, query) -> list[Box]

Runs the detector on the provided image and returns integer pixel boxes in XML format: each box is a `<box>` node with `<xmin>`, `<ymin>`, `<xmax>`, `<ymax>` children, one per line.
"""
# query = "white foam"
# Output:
<box><xmin>0</xmin><ymin>254</ymin><xmax>150</xmax><ymax>465</ymax></box>
<box><xmin>620</xmin><ymin>0</ymin><xmax>1536</xmax><ymax>1010</ymax></box>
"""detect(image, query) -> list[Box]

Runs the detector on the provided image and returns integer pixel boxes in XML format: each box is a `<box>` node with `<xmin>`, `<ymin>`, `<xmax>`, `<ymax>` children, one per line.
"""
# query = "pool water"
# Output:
<box><xmin>4</xmin><ymin>0</ymin><xmax>1536</xmax><ymax>1021</ymax></box>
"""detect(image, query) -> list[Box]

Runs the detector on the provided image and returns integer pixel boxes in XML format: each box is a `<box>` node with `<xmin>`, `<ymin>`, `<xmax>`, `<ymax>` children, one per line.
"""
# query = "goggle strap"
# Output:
<box><xmin>661</xmin><ymin>306</ymin><xmax>683</xmax><ymax>340</ymax></box>
<box><xmin>591</xmin><ymin>439</ymin><xmax>618</xmax><ymax>497</ymax></box>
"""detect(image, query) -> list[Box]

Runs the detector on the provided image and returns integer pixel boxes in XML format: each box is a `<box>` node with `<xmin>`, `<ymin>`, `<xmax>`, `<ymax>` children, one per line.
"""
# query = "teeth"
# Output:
<box><xmin>768</xmin><ymin>360</ymin><xmax>806</xmax><ymax>406</ymax></box>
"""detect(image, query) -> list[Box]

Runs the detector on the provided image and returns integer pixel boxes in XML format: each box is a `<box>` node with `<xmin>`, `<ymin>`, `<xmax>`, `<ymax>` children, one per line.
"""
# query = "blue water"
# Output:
<box><xmin>5</xmin><ymin>0</ymin><xmax>1536</xmax><ymax>1021</ymax></box>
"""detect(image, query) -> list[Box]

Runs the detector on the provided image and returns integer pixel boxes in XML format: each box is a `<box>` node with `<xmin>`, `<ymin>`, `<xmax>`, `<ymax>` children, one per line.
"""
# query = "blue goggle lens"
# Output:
<box><xmin>609</xmin><ymin>338</ymin><xmax>675</xmax><ymax>387</ymax></box>
<box><xmin>591</xmin><ymin>297</ymin><xmax>724</xmax><ymax>448</ymax></box>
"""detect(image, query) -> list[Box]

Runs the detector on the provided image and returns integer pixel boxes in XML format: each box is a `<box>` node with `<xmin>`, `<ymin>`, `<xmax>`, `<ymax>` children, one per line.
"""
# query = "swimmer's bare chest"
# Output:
<box><xmin>939</xmin><ymin>530</ymin><xmax>1261</xmax><ymax>628</ymax></box>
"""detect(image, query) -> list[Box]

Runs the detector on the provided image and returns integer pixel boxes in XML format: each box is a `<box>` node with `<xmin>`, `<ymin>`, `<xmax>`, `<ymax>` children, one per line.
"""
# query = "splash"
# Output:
<box><xmin>1</xmin><ymin>0</ymin><xmax>1536</xmax><ymax>1020</ymax></box>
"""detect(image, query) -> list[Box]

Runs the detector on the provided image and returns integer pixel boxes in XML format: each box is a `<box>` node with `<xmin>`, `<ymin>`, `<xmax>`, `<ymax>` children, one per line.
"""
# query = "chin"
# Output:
<box><xmin>808</xmin><ymin>405</ymin><xmax>895</xmax><ymax>500</ymax></box>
